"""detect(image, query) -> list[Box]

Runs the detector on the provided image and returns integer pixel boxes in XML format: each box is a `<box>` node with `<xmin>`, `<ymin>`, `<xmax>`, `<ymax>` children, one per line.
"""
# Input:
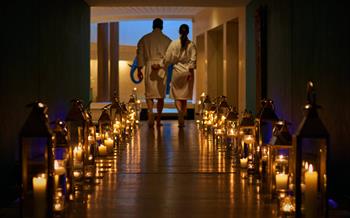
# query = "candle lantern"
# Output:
<box><xmin>121</xmin><ymin>103</ymin><xmax>130</xmax><ymax>135</ymax></box>
<box><xmin>52</xmin><ymin>120</ymin><xmax>71</xmax><ymax>213</ymax></box>
<box><xmin>98</xmin><ymin>107</ymin><xmax>113</xmax><ymax>155</ymax></box>
<box><xmin>293</xmin><ymin>81</ymin><xmax>329</xmax><ymax>218</ymax></box>
<box><xmin>20</xmin><ymin>102</ymin><xmax>54</xmax><ymax>218</ymax></box>
<box><xmin>205</xmin><ymin>104</ymin><xmax>217</xmax><ymax>133</ymax></box>
<box><xmin>267</xmin><ymin>120</ymin><xmax>293</xmax><ymax>198</ymax></box>
<box><xmin>201</xmin><ymin>95</ymin><xmax>212</xmax><ymax>128</ymax></box>
<box><xmin>197</xmin><ymin>92</ymin><xmax>206</xmax><ymax>120</ymax></box>
<box><xmin>128</xmin><ymin>94</ymin><xmax>137</xmax><ymax>127</ymax></box>
<box><xmin>239</xmin><ymin>110</ymin><xmax>256</xmax><ymax>175</ymax></box>
<box><xmin>217</xmin><ymin>96</ymin><xmax>230</xmax><ymax>118</ymax></box>
<box><xmin>256</xmin><ymin>99</ymin><xmax>279</xmax><ymax>177</ymax></box>
<box><xmin>84</xmin><ymin>108</ymin><xmax>96</xmax><ymax>182</ymax></box>
<box><xmin>65</xmin><ymin>99</ymin><xmax>87</xmax><ymax>189</ymax></box>
<box><xmin>131</xmin><ymin>87</ymin><xmax>141</xmax><ymax>122</ymax></box>
<box><xmin>110</xmin><ymin>95</ymin><xmax>123</xmax><ymax>142</ymax></box>
<box><xmin>225</xmin><ymin>108</ymin><xmax>240</xmax><ymax>166</ymax></box>
<box><xmin>110</xmin><ymin>93</ymin><xmax>123</xmax><ymax>124</ymax></box>
<box><xmin>213</xmin><ymin>97</ymin><xmax>229</xmax><ymax>146</ymax></box>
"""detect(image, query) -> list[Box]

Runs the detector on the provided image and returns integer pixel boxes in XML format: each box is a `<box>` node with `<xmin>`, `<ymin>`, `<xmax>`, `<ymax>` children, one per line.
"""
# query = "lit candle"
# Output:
<box><xmin>275</xmin><ymin>173</ymin><xmax>288</xmax><ymax>190</ymax></box>
<box><xmin>54</xmin><ymin>160</ymin><xmax>66</xmax><ymax>175</ymax></box>
<box><xmin>98</xmin><ymin>145</ymin><xmax>107</xmax><ymax>156</ymax></box>
<box><xmin>304</xmin><ymin>164</ymin><xmax>318</xmax><ymax>218</ymax></box>
<box><xmin>96</xmin><ymin>133</ymin><xmax>101</xmax><ymax>141</ymax></box>
<box><xmin>73</xmin><ymin>146</ymin><xmax>83</xmax><ymax>162</ymax></box>
<box><xmin>104</xmin><ymin>138</ymin><xmax>114</xmax><ymax>153</ymax></box>
<box><xmin>240</xmin><ymin>158</ymin><xmax>248</xmax><ymax>168</ymax></box>
<box><xmin>243</xmin><ymin>135</ymin><xmax>255</xmax><ymax>144</ymax></box>
<box><xmin>33</xmin><ymin>175</ymin><xmax>47</xmax><ymax>218</ymax></box>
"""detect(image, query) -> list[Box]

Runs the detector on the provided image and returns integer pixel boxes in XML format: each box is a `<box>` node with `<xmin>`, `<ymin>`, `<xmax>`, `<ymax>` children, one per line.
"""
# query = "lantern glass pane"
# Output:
<box><xmin>300</xmin><ymin>138</ymin><xmax>327</xmax><ymax>217</ymax></box>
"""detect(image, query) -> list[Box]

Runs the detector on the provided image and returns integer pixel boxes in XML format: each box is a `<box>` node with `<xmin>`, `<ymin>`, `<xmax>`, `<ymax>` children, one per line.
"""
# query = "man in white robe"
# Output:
<box><xmin>137</xmin><ymin>18</ymin><xmax>171</xmax><ymax>127</ymax></box>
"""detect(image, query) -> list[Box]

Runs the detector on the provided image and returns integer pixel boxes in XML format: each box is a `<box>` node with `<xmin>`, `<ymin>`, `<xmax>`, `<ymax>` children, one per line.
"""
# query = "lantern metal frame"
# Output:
<box><xmin>20</xmin><ymin>102</ymin><xmax>54</xmax><ymax>218</ymax></box>
<box><xmin>293</xmin><ymin>82</ymin><xmax>329</xmax><ymax>218</ymax></box>
<box><xmin>267</xmin><ymin>121</ymin><xmax>293</xmax><ymax>198</ymax></box>
<box><xmin>52</xmin><ymin>120</ymin><xmax>71</xmax><ymax>213</ymax></box>
<box><xmin>239</xmin><ymin>110</ymin><xmax>257</xmax><ymax>175</ymax></box>
<box><xmin>66</xmin><ymin>99</ymin><xmax>88</xmax><ymax>190</ymax></box>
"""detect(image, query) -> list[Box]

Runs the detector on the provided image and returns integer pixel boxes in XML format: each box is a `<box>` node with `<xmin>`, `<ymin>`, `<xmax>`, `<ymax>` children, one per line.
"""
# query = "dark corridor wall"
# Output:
<box><xmin>246</xmin><ymin>0</ymin><xmax>350</xmax><ymax>198</ymax></box>
<box><xmin>0</xmin><ymin>0</ymin><xmax>90</xmax><ymax>204</ymax></box>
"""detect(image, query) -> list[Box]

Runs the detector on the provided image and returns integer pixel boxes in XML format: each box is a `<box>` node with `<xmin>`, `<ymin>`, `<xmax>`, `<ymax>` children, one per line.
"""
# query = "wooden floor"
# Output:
<box><xmin>67</xmin><ymin>120</ymin><xmax>277</xmax><ymax>218</ymax></box>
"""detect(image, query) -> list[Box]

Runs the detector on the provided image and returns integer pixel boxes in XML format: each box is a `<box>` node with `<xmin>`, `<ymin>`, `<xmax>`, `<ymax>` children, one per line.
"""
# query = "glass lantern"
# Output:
<box><xmin>256</xmin><ymin>99</ymin><xmax>279</xmax><ymax>177</ymax></box>
<box><xmin>217</xmin><ymin>96</ymin><xmax>230</xmax><ymax>118</ymax></box>
<box><xmin>110</xmin><ymin>95</ymin><xmax>123</xmax><ymax>144</ymax></box>
<box><xmin>267</xmin><ymin>121</ymin><xmax>293</xmax><ymax>198</ymax></box>
<box><xmin>201</xmin><ymin>95</ymin><xmax>212</xmax><ymax>129</ymax></box>
<box><xmin>20</xmin><ymin>102</ymin><xmax>54</xmax><ymax>218</ymax></box>
<box><xmin>196</xmin><ymin>92</ymin><xmax>207</xmax><ymax>125</ymax></box>
<box><xmin>121</xmin><ymin>103</ymin><xmax>130</xmax><ymax>136</ymax></box>
<box><xmin>131</xmin><ymin>87</ymin><xmax>141</xmax><ymax>123</ymax></box>
<box><xmin>98</xmin><ymin>107</ymin><xmax>113</xmax><ymax>155</ymax></box>
<box><xmin>293</xmin><ymin>81</ymin><xmax>329</xmax><ymax>218</ymax></box>
<box><xmin>52</xmin><ymin>120</ymin><xmax>71</xmax><ymax>214</ymax></box>
<box><xmin>239</xmin><ymin>110</ymin><xmax>257</xmax><ymax>175</ymax></box>
<box><xmin>110</xmin><ymin>94</ymin><xmax>123</xmax><ymax>124</ymax></box>
<box><xmin>225</xmin><ymin>108</ymin><xmax>240</xmax><ymax>166</ymax></box>
<box><xmin>84</xmin><ymin>109</ymin><xmax>96</xmax><ymax>183</ymax></box>
<box><xmin>213</xmin><ymin>96</ymin><xmax>230</xmax><ymax>146</ymax></box>
<box><xmin>65</xmin><ymin>99</ymin><xmax>87</xmax><ymax>190</ymax></box>
<box><xmin>128</xmin><ymin>94</ymin><xmax>137</xmax><ymax>128</ymax></box>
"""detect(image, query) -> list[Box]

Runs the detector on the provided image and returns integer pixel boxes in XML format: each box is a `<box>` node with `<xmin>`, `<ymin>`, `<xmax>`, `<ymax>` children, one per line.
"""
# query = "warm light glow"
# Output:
<box><xmin>308</xmin><ymin>164</ymin><xmax>313</xmax><ymax>172</ymax></box>
<box><xmin>54</xmin><ymin>160</ymin><xmax>66</xmax><ymax>175</ymax></box>
<box><xmin>305</xmin><ymin>162</ymin><xmax>309</xmax><ymax>171</ymax></box>
<box><xmin>73</xmin><ymin>171</ymin><xmax>81</xmax><ymax>178</ymax></box>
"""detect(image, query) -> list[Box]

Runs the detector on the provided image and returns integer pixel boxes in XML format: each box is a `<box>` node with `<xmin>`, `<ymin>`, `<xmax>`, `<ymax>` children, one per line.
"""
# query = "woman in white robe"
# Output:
<box><xmin>155</xmin><ymin>24</ymin><xmax>197</xmax><ymax>127</ymax></box>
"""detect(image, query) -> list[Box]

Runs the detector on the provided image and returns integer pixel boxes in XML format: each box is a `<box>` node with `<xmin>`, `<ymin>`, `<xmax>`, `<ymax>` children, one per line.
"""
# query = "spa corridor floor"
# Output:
<box><xmin>66</xmin><ymin>120</ymin><xmax>277</xmax><ymax>218</ymax></box>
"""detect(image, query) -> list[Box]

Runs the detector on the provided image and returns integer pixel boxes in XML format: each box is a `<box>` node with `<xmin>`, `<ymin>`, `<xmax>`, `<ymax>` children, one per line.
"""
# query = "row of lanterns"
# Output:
<box><xmin>196</xmin><ymin>81</ymin><xmax>329</xmax><ymax>218</ymax></box>
<box><xmin>19</xmin><ymin>89</ymin><xmax>141</xmax><ymax>218</ymax></box>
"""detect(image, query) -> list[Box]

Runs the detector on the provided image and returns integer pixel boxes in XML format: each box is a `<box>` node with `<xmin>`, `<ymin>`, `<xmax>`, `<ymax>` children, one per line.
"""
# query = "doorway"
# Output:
<box><xmin>226</xmin><ymin>19</ymin><xmax>239</xmax><ymax>107</ymax></box>
<box><xmin>207</xmin><ymin>25</ymin><xmax>224</xmax><ymax>98</ymax></box>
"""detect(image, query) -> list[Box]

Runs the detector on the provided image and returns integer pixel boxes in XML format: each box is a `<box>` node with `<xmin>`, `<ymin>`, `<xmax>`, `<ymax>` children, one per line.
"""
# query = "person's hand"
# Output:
<box><xmin>187</xmin><ymin>69</ymin><xmax>194</xmax><ymax>81</ymax></box>
<box><xmin>152</xmin><ymin>64</ymin><xmax>161</xmax><ymax>71</ymax></box>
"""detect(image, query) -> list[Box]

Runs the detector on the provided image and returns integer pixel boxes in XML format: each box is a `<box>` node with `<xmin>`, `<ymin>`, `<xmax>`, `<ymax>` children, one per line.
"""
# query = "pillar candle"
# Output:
<box><xmin>54</xmin><ymin>160</ymin><xmax>66</xmax><ymax>176</ymax></box>
<box><xmin>73</xmin><ymin>146</ymin><xmax>83</xmax><ymax>162</ymax></box>
<box><xmin>304</xmin><ymin>164</ymin><xmax>318</xmax><ymax>218</ymax></box>
<box><xmin>275</xmin><ymin>173</ymin><xmax>288</xmax><ymax>190</ymax></box>
<box><xmin>104</xmin><ymin>138</ymin><xmax>114</xmax><ymax>153</ymax></box>
<box><xmin>33</xmin><ymin>175</ymin><xmax>47</xmax><ymax>218</ymax></box>
<box><xmin>240</xmin><ymin>158</ymin><xmax>248</xmax><ymax>168</ymax></box>
<box><xmin>99</xmin><ymin>145</ymin><xmax>107</xmax><ymax>156</ymax></box>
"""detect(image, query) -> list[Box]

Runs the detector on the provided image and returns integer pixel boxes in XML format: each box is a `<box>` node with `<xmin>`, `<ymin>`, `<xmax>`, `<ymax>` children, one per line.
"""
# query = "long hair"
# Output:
<box><xmin>179</xmin><ymin>24</ymin><xmax>189</xmax><ymax>49</ymax></box>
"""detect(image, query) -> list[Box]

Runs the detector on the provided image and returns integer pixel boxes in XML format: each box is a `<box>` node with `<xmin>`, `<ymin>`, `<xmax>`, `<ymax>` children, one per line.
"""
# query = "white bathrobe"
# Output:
<box><xmin>137</xmin><ymin>29</ymin><xmax>171</xmax><ymax>99</ymax></box>
<box><xmin>161</xmin><ymin>39</ymin><xmax>197</xmax><ymax>100</ymax></box>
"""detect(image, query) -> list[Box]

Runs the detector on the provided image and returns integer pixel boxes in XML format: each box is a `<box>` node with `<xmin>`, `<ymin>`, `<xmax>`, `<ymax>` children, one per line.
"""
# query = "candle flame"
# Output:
<box><xmin>305</xmin><ymin>162</ymin><xmax>309</xmax><ymax>170</ymax></box>
<box><xmin>308</xmin><ymin>164</ymin><xmax>314</xmax><ymax>172</ymax></box>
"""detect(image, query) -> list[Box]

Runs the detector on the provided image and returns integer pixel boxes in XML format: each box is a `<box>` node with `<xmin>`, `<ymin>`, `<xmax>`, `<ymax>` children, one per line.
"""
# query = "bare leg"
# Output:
<box><xmin>175</xmin><ymin>100</ymin><xmax>187</xmax><ymax>127</ymax></box>
<box><xmin>146</xmin><ymin>99</ymin><xmax>154</xmax><ymax>127</ymax></box>
<box><xmin>156</xmin><ymin>98</ymin><xmax>164</xmax><ymax>127</ymax></box>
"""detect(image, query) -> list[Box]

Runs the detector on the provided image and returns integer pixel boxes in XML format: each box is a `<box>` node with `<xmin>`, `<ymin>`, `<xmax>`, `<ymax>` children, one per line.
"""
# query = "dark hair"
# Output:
<box><xmin>153</xmin><ymin>18</ymin><xmax>163</xmax><ymax>30</ymax></box>
<box><xmin>179</xmin><ymin>24</ymin><xmax>190</xmax><ymax>49</ymax></box>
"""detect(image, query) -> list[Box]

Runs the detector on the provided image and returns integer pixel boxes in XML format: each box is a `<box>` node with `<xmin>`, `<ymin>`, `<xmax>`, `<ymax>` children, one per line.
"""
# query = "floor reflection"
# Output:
<box><xmin>67</xmin><ymin>120</ymin><xmax>277</xmax><ymax>218</ymax></box>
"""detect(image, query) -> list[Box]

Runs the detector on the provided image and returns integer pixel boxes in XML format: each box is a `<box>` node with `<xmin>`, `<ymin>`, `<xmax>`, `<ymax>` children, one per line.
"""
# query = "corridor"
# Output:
<box><xmin>68</xmin><ymin>120</ymin><xmax>277</xmax><ymax>218</ymax></box>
